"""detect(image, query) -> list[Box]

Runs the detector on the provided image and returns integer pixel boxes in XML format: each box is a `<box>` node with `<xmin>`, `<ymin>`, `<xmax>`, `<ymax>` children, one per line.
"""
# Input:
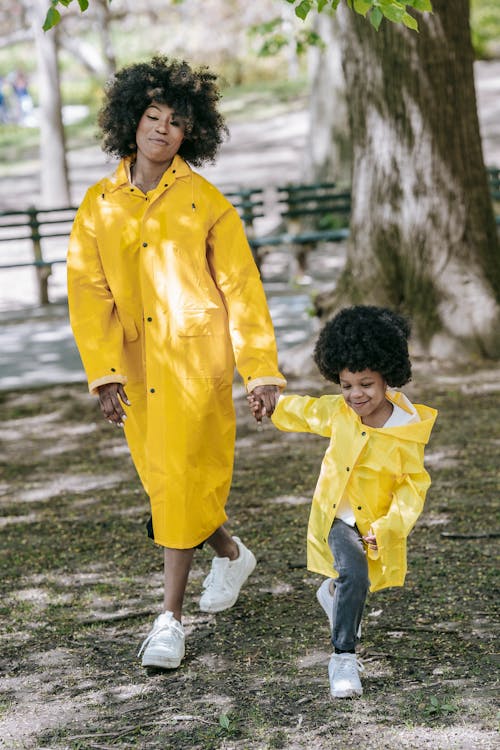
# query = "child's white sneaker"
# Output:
<box><xmin>316</xmin><ymin>578</ymin><xmax>362</xmax><ymax>638</ymax></box>
<box><xmin>328</xmin><ymin>652</ymin><xmax>364</xmax><ymax>698</ymax></box>
<box><xmin>137</xmin><ymin>611</ymin><xmax>185</xmax><ymax>669</ymax></box>
<box><xmin>199</xmin><ymin>536</ymin><xmax>256</xmax><ymax>613</ymax></box>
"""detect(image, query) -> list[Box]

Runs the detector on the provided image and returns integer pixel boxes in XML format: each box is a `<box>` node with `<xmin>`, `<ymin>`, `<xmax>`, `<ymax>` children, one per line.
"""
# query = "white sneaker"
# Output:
<box><xmin>199</xmin><ymin>536</ymin><xmax>256</xmax><ymax>613</ymax></box>
<box><xmin>316</xmin><ymin>578</ymin><xmax>362</xmax><ymax>638</ymax></box>
<box><xmin>328</xmin><ymin>652</ymin><xmax>364</xmax><ymax>698</ymax></box>
<box><xmin>137</xmin><ymin>611</ymin><xmax>185</xmax><ymax>669</ymax></box>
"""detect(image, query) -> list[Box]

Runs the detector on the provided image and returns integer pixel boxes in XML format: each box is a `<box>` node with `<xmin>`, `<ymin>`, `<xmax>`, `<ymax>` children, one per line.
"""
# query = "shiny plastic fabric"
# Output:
<box><xmin>68</xmin><ymin>155</ymin><xmax>285</xmax><ymax>548</ymax></box>
<box><xmin>272</xmin><ymin>390</ymin><xmax>437</xmax><ymax>591</ymax></box>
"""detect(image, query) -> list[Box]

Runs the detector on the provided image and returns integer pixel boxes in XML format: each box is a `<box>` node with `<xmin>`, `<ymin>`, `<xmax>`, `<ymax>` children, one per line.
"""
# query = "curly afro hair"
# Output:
<box><xmin>97</xmin><ymin>56</ymin><xmax>228</xmax><ymax>166</ymax></box>
<box><xmin>313</xmin><ymin>306</ymin><xmax>412</xmax><ymax>387</ymax></box>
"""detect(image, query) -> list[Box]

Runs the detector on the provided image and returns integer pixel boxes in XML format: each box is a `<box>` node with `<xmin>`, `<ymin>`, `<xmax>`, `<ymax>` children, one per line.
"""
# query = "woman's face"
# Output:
<box><xmin>135</xmin><ymin>102</ymin><xmax>185</xmax><ymax>167</ymax></box>
<box><xmin>339</xmin><ymin>368</ymin><xmax>388</xmax><ymax>422</ymax></box>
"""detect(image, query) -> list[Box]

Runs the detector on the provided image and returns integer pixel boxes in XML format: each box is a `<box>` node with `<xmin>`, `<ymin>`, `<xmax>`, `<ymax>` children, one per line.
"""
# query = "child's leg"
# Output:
<box><xmin>328</xmin><ymin>519</ymin><xmax>369</xmax><ymax>653</ymax></box>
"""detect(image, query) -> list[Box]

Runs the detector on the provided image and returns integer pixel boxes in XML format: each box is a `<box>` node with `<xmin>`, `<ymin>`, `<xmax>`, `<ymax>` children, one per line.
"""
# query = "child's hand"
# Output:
<box><xmin>247</xmin><ymin>385</ymin><xmax>280</xmax><ymax>424</ymax></box>
<box><xmin>247</xmin><ymin>392</ymin><xmax>263</xmax><ymax>422</ymax></box>
<box><xmin>362</xmin><ymin>527</ymin><xmax>378</xmax><ymax>552</ymax></box>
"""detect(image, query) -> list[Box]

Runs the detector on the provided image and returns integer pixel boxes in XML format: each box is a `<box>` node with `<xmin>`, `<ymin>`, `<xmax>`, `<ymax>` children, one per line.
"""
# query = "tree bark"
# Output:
<box><xmin>306</xmin><ymin>11</ymin><xmax>351</xmax><ymax>184</ymax></box>
<box><xmin>318</xmin><ymin>0</ymin><xmax>500</xmax><ymax>360</ymax></box>
<box><xmin>31</xmin><ymin>0</ymin><xmax>71</xmax><ymax>206</ymax></box>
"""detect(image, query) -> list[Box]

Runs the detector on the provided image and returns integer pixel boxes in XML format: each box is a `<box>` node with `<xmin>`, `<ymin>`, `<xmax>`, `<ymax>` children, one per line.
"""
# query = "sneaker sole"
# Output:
<box><xmin>330</xmin><ymin>687</ymin><xmax>363</xmax><ymax>699</ymax></box>
<box><xmin>199</xmin><ymin>554</ymin><xmax>257</xmax><ymax>613</ymax></box>
<box><xmin>141</xmin><ymin>649</ymin><xmax>184</xmax><ymax>669</ymax></box>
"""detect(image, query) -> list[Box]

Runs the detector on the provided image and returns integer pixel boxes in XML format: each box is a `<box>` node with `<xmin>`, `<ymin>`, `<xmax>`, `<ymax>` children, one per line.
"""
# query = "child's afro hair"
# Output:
<box><xmin>97</xmin><ymin>56</ymin><xmax>228</xmax><ymax>166</ymax></box>
<box><xmin>313</xmin><ymin>305</ymin><xmax>412</xmax><ymax>387</ymax></box>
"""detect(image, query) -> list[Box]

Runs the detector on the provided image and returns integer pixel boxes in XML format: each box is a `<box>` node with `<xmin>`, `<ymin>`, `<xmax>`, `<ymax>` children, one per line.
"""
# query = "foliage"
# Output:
<box><xmin>470</xmin><ymin>0</ymin><xmax>500</xmax><ymax>59</ymax></box>
<box><xmin>249</xmin><ymin>18</ymin><xmax>324</xmax><ymax>58</ymax></box>
<box><xmin>42</xmin><ymin>0</ymin><xmax>432</xmax><ymax>32</ymax></box>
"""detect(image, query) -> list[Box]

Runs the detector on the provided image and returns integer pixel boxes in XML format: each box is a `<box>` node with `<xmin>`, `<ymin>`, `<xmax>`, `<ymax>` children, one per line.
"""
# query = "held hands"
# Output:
<box><xmin>247</xmin><ymin>385</ymin><xmax>280</xmax><ymax>425</ymax></box>
<box><xmin>97</xmin><ymin>383</ymin><xmax>130</xmax><ymax>427</ymax></box>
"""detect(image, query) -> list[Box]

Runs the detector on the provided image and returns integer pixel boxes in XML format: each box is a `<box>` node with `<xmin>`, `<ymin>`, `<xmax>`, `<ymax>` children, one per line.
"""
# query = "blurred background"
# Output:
<box><xmin>0</xmin><ymin>0</ymin><xmax>499</xmax><ymax>385</ymax></box>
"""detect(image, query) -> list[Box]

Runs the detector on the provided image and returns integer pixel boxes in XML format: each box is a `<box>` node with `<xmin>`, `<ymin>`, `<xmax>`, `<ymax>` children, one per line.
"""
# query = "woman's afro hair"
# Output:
<box><xmin>313</xmin><ymin>305</ymin><xmax>412</xmax><ymax>387</ymax></box>
<box><xmin>97</xmin><ymin>56</ymin><xmax>228</xmax><ymax>166</ymax></box>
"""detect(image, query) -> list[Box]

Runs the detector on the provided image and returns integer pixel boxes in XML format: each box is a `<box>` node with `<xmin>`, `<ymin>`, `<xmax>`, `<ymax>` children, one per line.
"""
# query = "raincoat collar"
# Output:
<box><xmin>104</xmin><ymin>154</ymin><xmax>192</xmax><ymax>193</ymax></box>
<box><xmin>341</xmin><ymin>389</ymin><xmax>437</xmax><ymax>445</ymax></box>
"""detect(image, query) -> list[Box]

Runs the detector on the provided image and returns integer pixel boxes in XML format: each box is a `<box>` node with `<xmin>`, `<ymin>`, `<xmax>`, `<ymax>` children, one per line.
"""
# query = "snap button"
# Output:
<box><xmin>357</xmin><ymin>506</ymin><xmax>362</xmax><ymax>510</ymax></box>
<box><xmin>142</xmin><ymin>242</ymin><xmax>148</xmax><ymax>247</ymax></box>
<box><xmin>150</xmin><ymin>388</ymin><xmax>155</xmax><ymax>393</ymax></box>
<box><xmin>361</xmin><ymin>431</ymin><xmax>366</xmax><ymax>436</ymax></box>
<box><xmin>111</xmin><ymin>368</ymin><xmax>116</xmax><ymax>372</ymax></box>
<box><xmin>346</xmin><ymin>467</ymin><xmax>350</xmax><ymax>471</ymax></box>
<box><xmin>147</xmin><ymin>317</ymin><xmax>152</xmax><ymax>322</ymax></box>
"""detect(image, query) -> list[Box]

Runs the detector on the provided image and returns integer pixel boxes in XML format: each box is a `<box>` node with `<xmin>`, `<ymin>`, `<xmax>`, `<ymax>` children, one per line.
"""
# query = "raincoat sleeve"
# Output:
<box><xmin>67</xmin><ymin>190</ymin><xmax>127</xmax><ymax>394</ymax></box>
<box><xmin>206</xmin><ymin>206</ymin><xmax>286</xmax><ymax>391</ymax></box>
<box><xmin>272</xmin><ymin>394</ymin><xmax>339</xmax><ymax>438</ymax></box>
<box><xmin>370</xmin><ymin>466</ymin><xmax>431</xmax><ymax>559</ymax></box>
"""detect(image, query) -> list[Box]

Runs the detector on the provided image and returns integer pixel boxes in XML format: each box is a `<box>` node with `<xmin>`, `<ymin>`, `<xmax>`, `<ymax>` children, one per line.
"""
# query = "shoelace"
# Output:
<box><xmin>137</xmin><ymin>617</ymin><xmax>181</xmax><ymax>657</ymax></box>
<box><xmin>335</xmin><ymin>656</ymin><xmax>365</xmax><ymax>679</ymax></box>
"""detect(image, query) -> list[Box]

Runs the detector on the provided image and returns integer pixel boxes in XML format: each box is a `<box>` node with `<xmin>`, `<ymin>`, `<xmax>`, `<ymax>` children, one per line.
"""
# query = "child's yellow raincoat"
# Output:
<box><xmin>272</xmin><ymin>391</ymin><xmax>437</xmax><ymax>591</ymax></box>
<box><xmin>67</xmin><ymin>155</ymin><xmax>285</xmax><ymax>548</ymax></box>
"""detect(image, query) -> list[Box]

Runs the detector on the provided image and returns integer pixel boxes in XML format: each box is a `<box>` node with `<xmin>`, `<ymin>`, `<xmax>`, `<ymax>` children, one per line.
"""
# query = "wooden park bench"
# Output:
<box><xmin>0</xmin><ymin>205</ymin><xmax>77</xmax><ymax>304</ymax></box>
<box><xmin>249</xmin><ymin>182</ymin><xmax>351</xmax><ymax>278</ymax></box>
<box><xmin>1</xmin><ymin>168</ymin><xmax>498</xmax><ymax>305</ymax></box>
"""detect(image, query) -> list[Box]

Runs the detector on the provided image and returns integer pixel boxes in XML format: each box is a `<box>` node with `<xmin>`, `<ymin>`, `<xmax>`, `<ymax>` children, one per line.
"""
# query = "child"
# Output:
<box><xmin>248</xmin><ymin>306</ymin><xmax>437</xmax><ymax>698</ymax></box>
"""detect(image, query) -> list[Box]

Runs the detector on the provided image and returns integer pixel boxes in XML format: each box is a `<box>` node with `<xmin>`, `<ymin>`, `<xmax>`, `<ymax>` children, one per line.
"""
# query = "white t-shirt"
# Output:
<box><xmin>335</xmin><ymin>399</ymin><xmax>420</xmax><ymax>527</ymax></box>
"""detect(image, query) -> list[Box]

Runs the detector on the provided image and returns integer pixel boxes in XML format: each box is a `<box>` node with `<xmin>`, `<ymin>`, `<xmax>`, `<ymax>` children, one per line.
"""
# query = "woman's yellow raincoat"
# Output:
<box><xmin>272</xmin><ymin>390</ymin><xmax>437</xmax><ymax>591</ymax></box>
<box><xmin>67</xmin><ymin>155</ymin><xmax>285</xmax><ymax>548</ymax></box>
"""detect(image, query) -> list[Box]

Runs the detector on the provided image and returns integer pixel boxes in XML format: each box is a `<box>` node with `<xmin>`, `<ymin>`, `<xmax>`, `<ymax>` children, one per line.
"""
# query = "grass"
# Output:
<box><xmin>0</xmin><ymin>367</ymin><xmax>499</xmax><ymax>749</ymax></box>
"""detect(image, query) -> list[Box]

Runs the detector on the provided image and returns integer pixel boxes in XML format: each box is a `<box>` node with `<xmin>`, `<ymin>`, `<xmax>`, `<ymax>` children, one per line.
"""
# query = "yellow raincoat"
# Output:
<box><xmin>272</xmin><ymin>390</ymin><xmax>437</xmax><ymax>591</ymax></box>
<box><xmin>67</xmin><ymin>155</ymin><xmax>285</xmax><ymax>548</ymax></box>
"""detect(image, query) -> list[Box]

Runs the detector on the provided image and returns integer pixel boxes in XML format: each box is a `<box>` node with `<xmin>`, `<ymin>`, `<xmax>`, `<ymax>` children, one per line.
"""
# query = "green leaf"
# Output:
<box><xmin>379</xmin><ymin>4</ymin><xmax>406</xmax><ymax>24</ymax></box>
<box><xmin>295</xmin><ymin>0</ymin><xmax>312</xmax><ymax>20</ymax></box>
<box><xmin>353</xmin><ymin>0</ymin><xmax>373</xmax><ymax>15</ymax></box>
<box><xmin>42</xmin><ymin>6</ymin><xmax>61</xmax><ymax>31</ymax></box>
<box><xmin>369</xmin><ymin>7</ymin><xmax>383</xmax><ymax>28</ymax></box>
<box><xmin>219</xmin><ymin>713</ymin><xmax>231</xmax><ymax>730</ymax></box>
<box><xmin>77</xmin><ymin>0</ymin><xmax>90</xmax><ymax>11</ymax></box>
<box><xmin>410</xmin><ymin>0</ymin><xmax>432</xmax><ymax>11</ymax></box>
<box><xmin>317</xmin><ymin>0</ymin><xmax>329</xmax><ymax>11</ymax></box>
<box><xmin>402</xmin><ymin>11</ymin><xmax>419</xmax><ymax>30</ymax></box>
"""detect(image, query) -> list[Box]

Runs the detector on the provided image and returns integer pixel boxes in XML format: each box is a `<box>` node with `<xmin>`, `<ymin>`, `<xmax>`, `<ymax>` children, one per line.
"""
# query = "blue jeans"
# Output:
<box><xmin>328</xmin><ymin>518</ymin><xmax>370</xmax><ymax>652</ymax></box>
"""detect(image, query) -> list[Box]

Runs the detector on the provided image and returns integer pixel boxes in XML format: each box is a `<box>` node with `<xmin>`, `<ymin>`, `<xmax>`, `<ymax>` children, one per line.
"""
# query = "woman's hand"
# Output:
<box><xmin>97</xmin><ymin>383</ymin><xmax>130</xmax><ymax>427</ymax></box>
<box><xmin>247</xmin><ymin>385</ymin><xmax>280</xmax><ymax>423</ymax></box>
<box><xmin>362</xmin><ymin>527</ymin><xmax>378</xmax><ymax>552</ymax></box>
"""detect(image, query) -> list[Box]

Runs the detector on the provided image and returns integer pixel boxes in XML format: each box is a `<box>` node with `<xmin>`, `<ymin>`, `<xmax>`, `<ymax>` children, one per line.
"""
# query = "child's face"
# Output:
<box><xmin>339</xmin><ymin>368</ymin><xmax>388</xmax><ymax>422</ymax></box>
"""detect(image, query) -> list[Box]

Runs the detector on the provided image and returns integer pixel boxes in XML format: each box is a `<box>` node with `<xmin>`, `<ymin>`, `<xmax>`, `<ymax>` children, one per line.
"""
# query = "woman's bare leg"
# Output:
<box><xmin>163</xmin><ymin>547</ymin><xmax>195</xmax><ymax>621</ymax></box>
<box><xmin>205</xmin><ymin>526</ymin><xmax>239</xmax><ymax>560</ymax></box>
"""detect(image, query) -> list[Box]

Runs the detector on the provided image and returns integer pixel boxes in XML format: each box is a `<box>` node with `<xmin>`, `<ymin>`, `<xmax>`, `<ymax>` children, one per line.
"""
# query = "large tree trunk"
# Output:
<box><xmin>306</xmin><ymin>11</ymin><xmax>351</xmax><ymax>184</ymax></box>
<box><xmin>318</xmin><ymin>0</ymin><xmax>500</xmax><ymax>360</ymax></box>
<box><xmin>31</xmin><ymin>0</ymin><xmax>70</xmax><ymax>206</ymax></box>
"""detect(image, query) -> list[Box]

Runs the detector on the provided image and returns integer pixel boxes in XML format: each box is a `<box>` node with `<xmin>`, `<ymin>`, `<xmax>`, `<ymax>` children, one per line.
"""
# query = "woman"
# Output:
<box><xmin>67</xmin><ymin>57</ymin><xmax>285</xmax><ymax>670</ymax></box>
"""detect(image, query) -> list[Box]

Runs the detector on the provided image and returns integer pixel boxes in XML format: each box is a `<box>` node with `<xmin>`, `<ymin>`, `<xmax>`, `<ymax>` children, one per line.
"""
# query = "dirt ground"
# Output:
<box><xmin>0</xmin><ymin>363</ymin><xmax>498</xmax><ymax>750</ymax></box>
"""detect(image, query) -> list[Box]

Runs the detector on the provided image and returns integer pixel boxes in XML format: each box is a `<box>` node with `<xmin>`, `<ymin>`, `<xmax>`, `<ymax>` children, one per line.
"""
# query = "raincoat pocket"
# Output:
<box><xmin>117</xmin><ymin>310</ymin><xmax>139</xmax><ymax>342</ymax></box>
<box><xmin>174</xmin><ymin>308</ymin><xmax>234</xmax><ymax>381</ymax></box>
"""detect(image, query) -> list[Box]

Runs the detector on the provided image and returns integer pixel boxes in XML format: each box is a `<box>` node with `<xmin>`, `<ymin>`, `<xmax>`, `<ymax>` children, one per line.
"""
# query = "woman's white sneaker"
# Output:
<box><xmin>328</xmin><ymin>652</ymin><xmax>364</xmax><ymax>698</ymax></box>
<box><xmin>138</xmin><ymin>611</ymin><xmax>185</xmax><ymax>669</ymax></box>
<box><xmin>199</xmin><ymin>536</ymin><xmax>256</xmax><ymax>613</ymax></box>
